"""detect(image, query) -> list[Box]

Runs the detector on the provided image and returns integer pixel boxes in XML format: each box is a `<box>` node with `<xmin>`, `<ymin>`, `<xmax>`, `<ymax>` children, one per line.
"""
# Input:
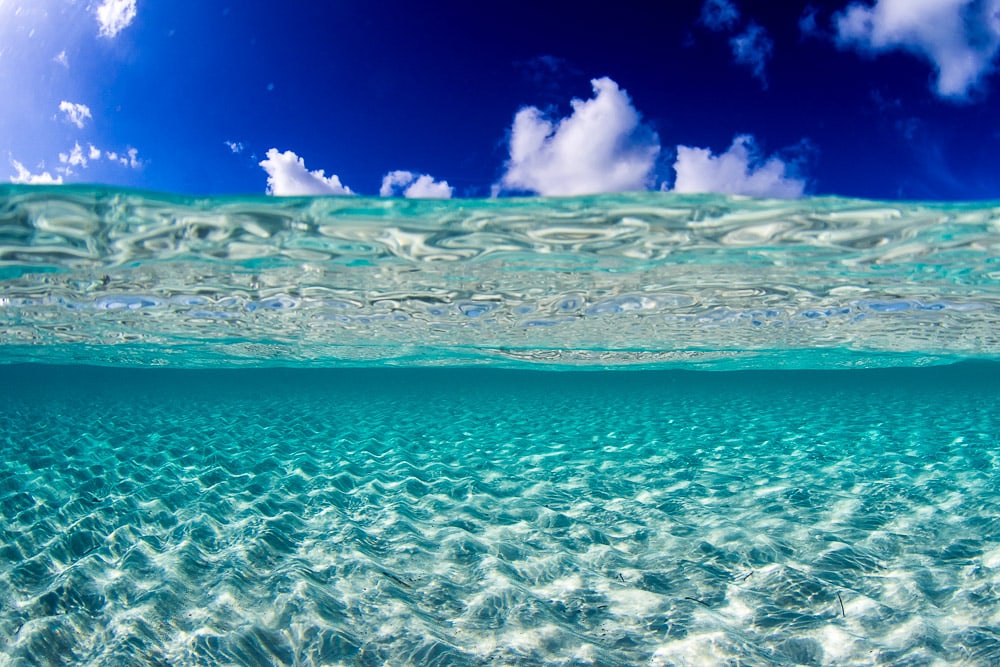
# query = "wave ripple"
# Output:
<box><xmin>2</xmin><ymin>187</ymin><xmax>999</xmax><ymax>369</ymax></box>
<box><xmin>1</xmin><ymin>365</ymin><xmax>998</xmax><ymax>664</ymax></box>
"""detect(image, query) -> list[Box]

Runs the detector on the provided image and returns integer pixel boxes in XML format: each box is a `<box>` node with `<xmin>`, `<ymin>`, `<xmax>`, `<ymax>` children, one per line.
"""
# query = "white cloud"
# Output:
<box><xmin>499</xmin><ymin>77</ymin><xmax>660</xmax><ymax>196</ymax></box>
<box><xmin>405</xmin><ymin>174</ymin><xmax>454</xmax><ymax>198</ymax></box>
<box><xmin>259</xmin><ymin>148</ymin><xmax>353</xmax><ymax>196</ymax></box>
<box><xmin>701</xmin><ymin>0</ymin><xmax>741</xmax><ymax>31</ymax></box>
<box><xmin>96</xmin><ymin>0</ymin><xmax>137</xmax><ymax>38</ymax></box>
<box><xmin>102</xmin><ymin>148</ymin><xmax>139</xmax><ymax>167</ymax></box>
<box><xmin>58</xmin><ymin>142</ymin><xmax>88</xmax><ymax>171</ymax></box>
<box><xmin>672</xmin><ymin>135</ymin><xmax>805</xmax><ymax>198</ymax></box>
<box><xmin>835</xmin><ymin>0</ymin><xmax>1000</xmax><ymax>98</ymax></box>
<box><xmin>59</xmin><ymin>101</ymin><xmax>92</xmax><ymax>129</ymax></box>
<box><xmin>124</xmin><ymin>147</ymin><xmax>140</xmax><ymax>169</ymax></box>
<box><xmin>379</xmin><ymin>170</ymin><xmax>453</xmax><ymax>198</ymax></box>
<box><xmin>47</xmin><ymin>143</ymin><xmax>141</xmax><ymax>176</ymax></box>
<box><xmin>54</xmin><ymin>50</ymin><xmax>69</xmax><ymax>68</ymax></box>
<box><xmin>225</xmin><ymin>140</ymin><xmax>245</xmax><ymax>154</ymax></box>
<box><xmin>10</xmin><ymin>160</ymin><xmax>63</xmax><ymax>185</ymax></box>
<box><xmin>730</xmin><ymin>23</ymin><xmax>774</xmax><ymax>87</ymax></box>
<box><xmin>380</xmin><ymin>170</ymin><xmax>412</xmax><ymax>196</ymax></box>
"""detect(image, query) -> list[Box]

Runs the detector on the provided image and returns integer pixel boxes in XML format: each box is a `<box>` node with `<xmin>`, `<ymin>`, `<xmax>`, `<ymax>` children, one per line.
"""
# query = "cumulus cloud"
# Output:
<box><xmin>835</xmin><ymin>0</ymin><xmax>1000</xmax><ymax>98</ymax></box>
<box><xmin>405</xmin><ymin>175</ymin><xmax>454</xmax><ymax>198</ymax></box>
<box><xmin>379</xmin><ymin>170</ymin><xmax>453</xmax><ymax>198</ymax></box>
<box><xmin>701</xmin><ymin>0</ymin><xmax>741</xmax><ymax>32</ymax></box>
<box><xmin>10</xmin><ymin>160</ymin><xmax>63</xmax><ymax>185</ymax></box>
<box><xmin>96</xmin><ymin>0</ymin><xmax>137</xmax><ymax>38</ymax></box>
<box><xmin>730</xmin><ymin>23</ymin><xmax>774</xmax><ymax>87</ymax></box>
<box><xmin>672</xmin><ymin>135</ymin><xmax>805</xmax><ymax>198</ymax></box>
<box><xmin>259</xmin><ymin>148</ymin><xmax>353</xmax><ymax>196</ymax></box>
<box><xmin>225</xmin><ymin>140</ymin><xmax>245</xmax><ymax>154</ymax></box>
<box><xmin>59</xmin><ymin>101</ymin><xmax>92</xmax><ymax>129</ymax></box>
<box><xmin>379</xmin><ymin>170</ymin><xmax>413</xmax><ymax>196</ymax></box>
<box><xmin>499</xmin><ymin>77</ymin><xmax>660</xmax><ymax>196</ymax></box>
<box><xmin>88</xmin><ymin>144</ymin><xmax>102</xmax><ymax>160</ymax></box>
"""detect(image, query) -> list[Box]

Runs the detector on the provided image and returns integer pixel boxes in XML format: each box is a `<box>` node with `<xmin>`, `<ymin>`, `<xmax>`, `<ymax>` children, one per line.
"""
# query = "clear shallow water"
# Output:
<box><xmin>2</xmin><ymin>186</ymin><xmax>999</xmax><ymax>369</ymax></box>
<box><xmin>2</xmin><ymin>188</ymin><xmax>1000</xmax><ymax>665</ymax></box>
<box><xmin>1</xmin><ymin>365</ymin><xmax>999</xmax><ymax>665</ymax></box>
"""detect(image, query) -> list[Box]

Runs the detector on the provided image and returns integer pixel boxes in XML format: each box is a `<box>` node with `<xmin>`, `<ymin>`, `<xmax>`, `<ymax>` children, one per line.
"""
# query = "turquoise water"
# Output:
<box><xmin>2</xmin><ymin>365</ymin><xmax>999</xmax><ymax>665</ymax></box>
<box><xmin>2</xmin><ymin>187</ymin><xmax>1000</xmax><ymax>664</ymax></box>
<box><xmin>2</xmin><ymin>186</ymin><xmax>998</xmax><ymax>369</ymax></box>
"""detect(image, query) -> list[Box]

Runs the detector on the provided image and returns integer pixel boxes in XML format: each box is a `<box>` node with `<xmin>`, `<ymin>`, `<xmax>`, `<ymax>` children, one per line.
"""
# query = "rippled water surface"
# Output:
<box><xmin>1</xmin><ymin>365</ymin><xmax>999</xmax><ymax>665</ymax></box>
<box><xmin>2</xmin><ymin>186</ymin><xmax>999</xmax><ymax>369</ymax></box>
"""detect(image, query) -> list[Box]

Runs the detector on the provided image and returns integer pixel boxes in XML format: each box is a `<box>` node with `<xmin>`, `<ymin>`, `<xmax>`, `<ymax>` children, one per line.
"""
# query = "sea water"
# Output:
<box><xmin>1</xmin><ymin>186</ymin><xmax>999</xmax><ymax>665</ymax></box>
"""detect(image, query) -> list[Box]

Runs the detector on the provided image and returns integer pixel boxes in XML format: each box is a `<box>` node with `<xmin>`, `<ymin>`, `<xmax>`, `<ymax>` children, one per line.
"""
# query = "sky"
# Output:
<box><xmin>2</xmin><ymin>0</ymin><xmax>999</xmax><ymax>200</ymax></box>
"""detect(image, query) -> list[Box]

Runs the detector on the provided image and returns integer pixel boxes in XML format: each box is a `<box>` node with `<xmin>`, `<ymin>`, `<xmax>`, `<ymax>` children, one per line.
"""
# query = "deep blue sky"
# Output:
<box><xmin>3</xmin><ymin>0</ymin><xmax>999</xmax><ymax>199</ymax></box>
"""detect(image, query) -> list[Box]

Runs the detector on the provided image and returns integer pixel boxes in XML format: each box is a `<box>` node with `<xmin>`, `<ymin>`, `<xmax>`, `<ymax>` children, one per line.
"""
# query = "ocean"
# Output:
<box><xmin>1</xmin><ymin>186</ymin><xmax>999</xmax><ymax>665</ymax></box>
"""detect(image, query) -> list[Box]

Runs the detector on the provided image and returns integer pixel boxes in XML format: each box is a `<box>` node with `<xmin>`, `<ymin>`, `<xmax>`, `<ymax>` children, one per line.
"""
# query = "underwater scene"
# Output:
<box><xmin>2</xmin><ymin>187</ymin><xmax>1000</xmax><ymax>665</ymax></box>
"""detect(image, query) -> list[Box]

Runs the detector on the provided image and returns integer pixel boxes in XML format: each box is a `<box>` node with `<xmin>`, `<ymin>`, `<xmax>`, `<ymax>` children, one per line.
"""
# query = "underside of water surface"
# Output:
<box><xmin>2</xmin><ymin>186</ymin><xmax>998</xmax><ymax>370</ymax></box>
<box><xmin>2</xmin><ymin>187</ymin><xmax>1000</xmax><ymax>665</ymax></box>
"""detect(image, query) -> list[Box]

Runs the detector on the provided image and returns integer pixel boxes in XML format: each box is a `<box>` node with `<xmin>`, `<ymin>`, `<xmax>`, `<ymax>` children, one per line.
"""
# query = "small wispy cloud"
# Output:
<box><xmin>697</xmin><ymin>2</ymin><xmax>775</xmax><ymax>88</ymax></box>
<box><xmin>13</xmin><ymin>142</ymin><xmax>140</xmax><ymax>183</ymax></box>
<box><xmin>224</xmin><ymin>140</ymin><xmax>245</xmax><ymax>154</ymax></box>
<box><xmin>100</xmin><ymin>148</ymin><xmax>140</xmax><ymax>168</ymax></box>
<box><xmin>118</xmin><ymin>147</ymin><xmax>141</xmax><ymax>169</ymax></box>
<box><xmin>700</xmin><ymin>0</ymin><xmax>741</xmax><ymax>32</ymax></box>
<box><xmin>10</xmin><ymin>160</ymin><xmax>63</xmax><ymax>185</ymax></box>
<box><xmin>54</xmin><ymin>50</ymin><xmax>69</xmax><ymax>68</ymax></box>
<box><xmin>58</xmin><ymin>142</ymin><xmax>89</xmax><ymax>172</ymax></box>
<box><xmin>730</xmin><ymin>23</ymin><xmax>774</xmax><ymax>88</ymax></box>
<box><xmin>672</xmin><ymin>135</ymin><xmax>805</xmax><ymax>198</ymax></box>
<box><xmin>259</xmin><ymin>149</ymin><xmax>353</xmax><ymax>196</ymax></box>
<box><xmin>498</xmin><ymin>77</ymin><xmax>660</xmax><ymax>196</ymax></box>
<box><xmin>59</xmin><ymin>143</ymin><xmax>141</xmax><ymax>172</ymax></box>
<box><xmin>834</xmin><ymin>0</ymin><xmax>1000</xmax><ymax>99</ymax></box>
<box><xmin>798</xmin><ymin>5</ymin><xmax>821</xmax><ymax>39</ymax></box>
<box><xmin>96</xmin><ymin>0</ymin><xmax>138</xmax><ymax>38</ymax></box>
<box><xmin>380</xmin><ymin>170</ymin><xmax>453</xmax><ymax>198</ymax></box>
<box><xmin>59</xmin><ymin>101</ymin><xmax>92</xmax><ymax>129</ymax></box>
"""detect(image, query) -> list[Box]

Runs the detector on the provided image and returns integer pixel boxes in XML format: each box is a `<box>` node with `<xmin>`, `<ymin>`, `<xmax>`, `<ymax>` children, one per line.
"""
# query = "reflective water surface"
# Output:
<box><xmin>2</xmin><ymin>186</ymin><xmax>998</xmax><ymax>369</ymax></box>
